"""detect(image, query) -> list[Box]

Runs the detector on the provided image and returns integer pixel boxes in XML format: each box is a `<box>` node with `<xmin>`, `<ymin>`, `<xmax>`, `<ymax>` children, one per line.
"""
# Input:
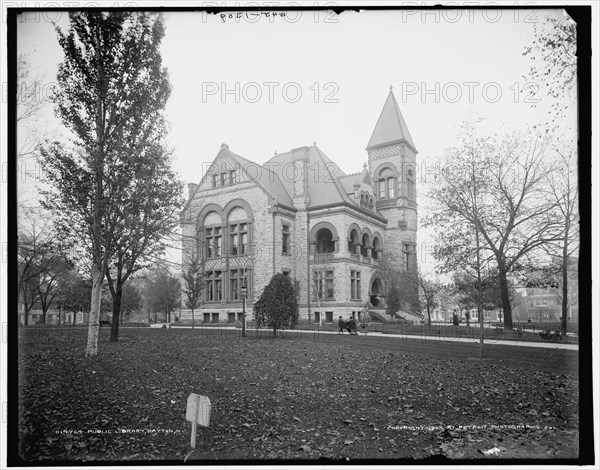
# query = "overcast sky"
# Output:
<box><xmin>15</xmin><ymin>6</ymin><xmax>579</xmax><ymax>271</ymax></box>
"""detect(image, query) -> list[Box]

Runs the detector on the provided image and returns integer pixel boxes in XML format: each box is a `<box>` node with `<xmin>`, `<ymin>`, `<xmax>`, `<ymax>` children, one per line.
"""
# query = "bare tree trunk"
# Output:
<box><xmin>110</xmin><ymin>281</ymin><xmax>123</xmax><ymax>342</ymax></box>
<box><xmin>560</xmin><ymin>238</ymin><xmax>569</xmax><ymax>336</ymax></box>
<box><xmin>498</xmin><ymin>264</ymin><xmax>513</xmax><ymax>330</ymax></box>
<box><xmin>86</xmin><ymin>266</ymin><xmax>104</xmax><ymax>357</ymax></box>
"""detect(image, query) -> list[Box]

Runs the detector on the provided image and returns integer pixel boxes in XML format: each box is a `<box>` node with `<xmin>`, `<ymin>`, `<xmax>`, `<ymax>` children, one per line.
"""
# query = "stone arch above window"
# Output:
<box><xmin>361</xmin><ymin>233</ymin><xmax>372</xmax><ymax>257</ymax></box>
<box><xmin>373</xmin><ymin>162</ymin><xmax>399</xmax><ymax>178</ymax></box>
<box><xmin>197</xmin><ymin>204</ymin><xmax>224</xmax><ymax>229</ymax></box>
<box><xmin>347</xmin><ymin>223</ymin><xmax>361</xmax><ymax>255</ymax></box>
<box><xmin>224</xmin><ymin>199</ymin><xmax>254</xmax><ymax>222</ymax></box>
<box><xmin>361</xmin><ymin>227</ymin><xmax>373</xmax><ymax>243</ymax></box>
<box><xmin>368</xmin><ymin>272</ymin><xmax>386</xmax><ymax>307</ymax></box>
<box><xmin>373</xmin><ymin>163</ymin><xmax>399</xmax><ymax>200</ymax></box>
<box><xmin>372</xmin><ymin>232</ymin><xmax>383</xmax><ymax>260</ymax></box>
<box><xmin>309</xmin><ymin>221</ymin><xmax>340</xmax><ymax>254</ymax></box>
<box><xmin>204</xmin><ymin>211</ymin><xmax>221</xmax><ymax>226</ymax></box>
<box><xmin>228</xmin><ymin>207</ymin><xmax>248</xmax><ymax>223</ymax></box>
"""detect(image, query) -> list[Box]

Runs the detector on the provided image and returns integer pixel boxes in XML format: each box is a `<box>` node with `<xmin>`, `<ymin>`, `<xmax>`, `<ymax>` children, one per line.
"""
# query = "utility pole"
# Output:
<box><xmin>241</xmin><ymin>266</ymin><xmax>247</xmax><ymax>338</ymax></box>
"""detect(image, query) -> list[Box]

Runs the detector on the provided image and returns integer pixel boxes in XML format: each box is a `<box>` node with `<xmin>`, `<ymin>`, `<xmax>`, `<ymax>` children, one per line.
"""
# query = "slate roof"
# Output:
<box><xmin>224</xmin><ymin>147</ymin><xmax>294</xmax><ymax>208</ymax></box>
<box><xmin>366</xmin><ymin>89</ymin><xmax>416</xmax><ymax>152</ymax></box>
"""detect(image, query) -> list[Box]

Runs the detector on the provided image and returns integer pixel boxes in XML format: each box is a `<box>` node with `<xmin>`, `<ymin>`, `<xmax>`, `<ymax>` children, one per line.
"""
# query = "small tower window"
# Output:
<box><xmin>377</xmin><ymin>167</ymin><xmax>396</xmax><ymax>200</ymax></box>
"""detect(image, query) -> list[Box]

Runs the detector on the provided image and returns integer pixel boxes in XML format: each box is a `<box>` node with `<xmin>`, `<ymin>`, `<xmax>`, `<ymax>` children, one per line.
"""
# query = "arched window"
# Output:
<box><xmin>360</xmin><ymin>193</ymin><xmax>365</xmax><ymax>207</ymax></box>
<box><xmin>369</xmin><ymin>197</ymin><xmax>374</xmax><ymax>210</ymax></box>
<box><xmin>203</xmin><ymin>211</ymin><xmax>222</xmax><ymax>258</ymax></box>
<box><xmin>372</xmin><ymin>236</ymin><xmax>382</xmax><ymax>260</ymax></box>
<box><xmin>377</xmin><ymin>167</ymin><xmax>396</xmax><ymax>200</ymax></box>
<box><xmin>316</xmin><ymin>228</ymin><xmax>335</xmax><ymax>254</ymax></box>
<box><xmin>227</xmin><ymin>206</ymin><xmax>250</xmax><ymax>256</ymax></box>
<box><xmin>348</xmin><ymin>229</ymin><xmax>360</xmax><ymax>255</ymax></box>
<box><xmin>361</xmin><ymin>233</ymin><xmax>371</xmax><ymax>257</ymax></box>
<box><xmin>370</xmin><ymin>278</ymin><xmax>384</xmax><ymax>306</ymax></box>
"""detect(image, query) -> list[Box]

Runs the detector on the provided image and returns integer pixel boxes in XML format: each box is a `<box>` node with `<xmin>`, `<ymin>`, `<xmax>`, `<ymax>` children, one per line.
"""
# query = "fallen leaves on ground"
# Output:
<box><xmin>17</xmin><ymin>327</ymin><xmax>579</xmax><ymax>462</ymax></box>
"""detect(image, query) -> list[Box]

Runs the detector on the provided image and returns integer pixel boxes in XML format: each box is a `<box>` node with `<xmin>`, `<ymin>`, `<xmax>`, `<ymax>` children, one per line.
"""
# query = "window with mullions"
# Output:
<box><xmin>206</xmin><ymin>270</ymin><xmax>223</xmax><ymax>301</ymax></box>
<box><xmin>313</xmin><ymin>270</ymin><xmax>334</xmax><ymax>299</ymax></box>
<box><xmin>351</xmin><ymin>271</ymin><xmax>361</xmax><ymax>300</ymax></box>
<box><xmin>230</xmin><ymin>269</ymin><xmax>249</xmax><ymax>301</ymax></box>
<box><xmin>205</xmin><ymin>227</ymin><xmax>222</xmax><ymax>258</ymax></box>
<box><xmin>282</xmin><ymin>224</ymin><xmax>290</xmax><ymax>255</ymax></box>
<box><xmin>377</xmin><ymin>167</ymin><xmax>396</xmax><ymax>199</ymax></box>
<box><xmin>230</xmin><ymin>269</ymin><xmax>239</xmax><ymax>300</ymax></box>
<box><xmin>229</xmin><ymin>170</ymin><xmax>237</xmax><ymax>185</ymax></box>
<box><xmin>229</xmin><ymin>223</ymin><xmax>249</xmax><ymax>256</ymax></box>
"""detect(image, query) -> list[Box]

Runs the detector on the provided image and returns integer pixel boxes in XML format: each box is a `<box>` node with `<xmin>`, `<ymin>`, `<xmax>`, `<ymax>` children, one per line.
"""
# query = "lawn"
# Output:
<box><xmin>16</xmin><ymin>327</ymin><xmax>580</xmax><ymax>463</ymax></box>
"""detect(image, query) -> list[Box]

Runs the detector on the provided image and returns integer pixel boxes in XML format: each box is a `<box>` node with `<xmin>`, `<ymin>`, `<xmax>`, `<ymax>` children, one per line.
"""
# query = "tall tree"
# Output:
<box><xmin>412</xmin><ymin>271</ymin><xmax>441</xmax><ymax>329</ymax></box>
<box><xmin>424</xmin><ymin>123</ymin><xmax>562</xmax><ymax>330</ymax></box>
<box><xmin>36</xmin><ymin>254</ymin><xmax>73</xmax><ymax>325</ymax></box>
<box><xmin>17</xmin><ymin>208</ymin><xmax>59</xmax><ymax>325</ymax></box>
<box><xmin>59</xmin><ymin>273</ymin><xmax>92</xmax><ymax>324</ymax></box>
<box><xmin>522</xmin><ymin>11</ymin><xmax>576</xmax><ymax>127</ymax></box>
<box><xmin>142</xmin><ymin>267</ymin><xmax>181</xmax><ymax>323</ymax></box>
<box><xmin>104</xmin><ymin>141</ymin><xmax>182</xmax><ymax>341</ymax></box>
<box><xmin>380</xmin><ymin>253</ymin><xmax>420</xmax><ymax>322</ymax></box>
<box><xmin>546</xmin><ymin>150</ymin><xmax>579</xmax><ymax>335</ymax></box>
<box><xmin>40</xmin><ymin>12</ymin><xmax>174</xmax><ymax>355</ymax></box>
<box><xmin>254</xmin><ymin>273</ymin><xmax>298</xmax><ymax>337</ymax></box>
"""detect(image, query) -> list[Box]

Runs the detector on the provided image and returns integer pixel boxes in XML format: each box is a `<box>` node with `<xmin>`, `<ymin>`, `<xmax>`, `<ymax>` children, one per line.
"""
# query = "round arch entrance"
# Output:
<box><xmin>370</xmin><ymin>277</ymin><xmax>384</xmax><ymax>307</ymax></box>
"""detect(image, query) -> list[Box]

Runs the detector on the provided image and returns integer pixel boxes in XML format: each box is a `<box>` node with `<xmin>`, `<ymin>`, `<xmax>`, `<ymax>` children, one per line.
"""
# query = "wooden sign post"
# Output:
<box><xmin>186</xmin><ymin>393</ymin><xmax>211</xmax><ymax>449</ymax></box>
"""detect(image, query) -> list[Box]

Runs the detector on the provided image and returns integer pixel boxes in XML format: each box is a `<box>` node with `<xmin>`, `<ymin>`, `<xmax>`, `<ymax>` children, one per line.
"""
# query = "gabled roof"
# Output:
<box><xmin>339</xmin><ymin>164</ymin><xmax>372</xmax><ymax>194</ymax></box>
<box><xmin>307</xmin><ymin>146</ymin><xmax>349</xmax><ymax>208</ymax></box>
<box><xmin>366</xmin><ymin>89</ymin><xmax>417</xmax><ymax>152</ymax></box>
<box><xmin>225</xmin><ymin>148</ymin><xmax>293</xmax><ymax>208</ymax></box>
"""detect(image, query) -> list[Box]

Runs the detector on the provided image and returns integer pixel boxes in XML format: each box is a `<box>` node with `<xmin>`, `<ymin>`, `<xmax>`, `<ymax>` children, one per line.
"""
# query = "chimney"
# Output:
<box><xmin>188</xmin><ymin>183</ymin><xmax>198</xmax><ymax>198</ymax></box>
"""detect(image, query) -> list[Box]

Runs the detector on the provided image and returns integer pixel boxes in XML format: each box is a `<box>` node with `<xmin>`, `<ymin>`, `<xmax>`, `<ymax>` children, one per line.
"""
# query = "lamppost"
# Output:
<box><xmin>241</xmin><ymin>281</ymin><xmax>247</xmax><ymax>338</ymax></box>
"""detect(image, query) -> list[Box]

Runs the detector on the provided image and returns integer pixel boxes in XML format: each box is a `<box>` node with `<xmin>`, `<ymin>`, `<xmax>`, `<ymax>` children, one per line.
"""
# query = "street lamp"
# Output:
<box><xmin>241</xmin><ymin>281</ymin><xmax>247</xmax><ymax>338</ymax></box>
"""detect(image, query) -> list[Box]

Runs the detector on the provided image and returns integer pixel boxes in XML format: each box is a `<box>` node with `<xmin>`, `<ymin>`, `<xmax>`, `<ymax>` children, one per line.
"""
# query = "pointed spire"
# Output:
<box><xmin>367</xmin><ymin>89</ymin><xmax>416</xmax><ymax>152</ymax></box>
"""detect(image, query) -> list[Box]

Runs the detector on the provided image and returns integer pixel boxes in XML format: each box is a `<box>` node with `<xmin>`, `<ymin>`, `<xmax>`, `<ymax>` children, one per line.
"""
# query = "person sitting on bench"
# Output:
<box><xmin>347</xmin><ymin>317</ymin><xmax>357</xmax><ymax>334</ymax></box>
<box><xmin>338</xmin><ymin>316</ymin><xmax>346</xmax><ymax>334</ymax></box>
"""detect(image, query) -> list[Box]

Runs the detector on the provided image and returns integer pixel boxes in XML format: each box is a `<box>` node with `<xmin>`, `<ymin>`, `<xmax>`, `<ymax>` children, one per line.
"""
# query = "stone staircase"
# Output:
<box><xmin>367</xmin><ymin>308</ymin><xmax>424</xmax><ymax>324</ymax></box>
<box><xmin>395</xmin><ymin>310</ymin><xmax>423</xmax><ymax>324</ymax></box>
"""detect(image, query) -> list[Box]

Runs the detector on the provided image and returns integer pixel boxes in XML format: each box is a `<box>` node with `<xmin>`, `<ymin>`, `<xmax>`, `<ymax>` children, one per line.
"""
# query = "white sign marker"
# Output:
<box><xmin>186</xmin><ymin>393</ymin><xmax>211</xmax><ymax>449</ymax></box>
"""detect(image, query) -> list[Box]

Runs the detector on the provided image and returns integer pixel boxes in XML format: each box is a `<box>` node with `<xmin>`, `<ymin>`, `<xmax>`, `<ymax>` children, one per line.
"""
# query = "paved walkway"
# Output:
<box><xmin>161</xmin><ymin>324</ymin><xmax>579</xmax><ymax>351</ymax></box>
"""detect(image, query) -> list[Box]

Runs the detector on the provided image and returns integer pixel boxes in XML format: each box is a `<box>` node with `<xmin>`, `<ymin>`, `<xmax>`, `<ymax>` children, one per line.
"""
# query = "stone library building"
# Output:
<box><xmin>180</xmin><ymin>89</ymin><xmax>418</xmax><ymax>324</ymax></box>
